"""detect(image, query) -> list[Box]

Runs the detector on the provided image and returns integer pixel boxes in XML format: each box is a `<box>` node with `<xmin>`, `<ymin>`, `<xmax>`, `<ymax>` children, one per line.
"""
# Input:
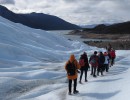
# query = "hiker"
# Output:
<box><xmin>106</xmin><ymin>43</ymin><xmax>112</xmax><ymax>52</ymax></box>
<box><xmin>110</xmin><ymin>49</ymin><xmax>116</xmax><ymax>66</ymax></box>
<box><xmin>104</xmin><ymin>52</ymin><xmax>110</xmax><ymax>72</ymax></box>
<box><xmin>79</xmin><ymin>52</ymin><xmax>90</xmax><ymax>84</ymax></box>
<box><xmin>65</xmin><ymin>54</ymin><xmax>80</xmax><ymax>95</ymax></box>
<box><xmin>89</xmin><ymin>51</ymin><xmax>98</xmax><ymax>77</ymax></box>
<box><xmin>97</xmin><ymin>51</ymin><xmax>105</xmax><ymax>76</ymax></box>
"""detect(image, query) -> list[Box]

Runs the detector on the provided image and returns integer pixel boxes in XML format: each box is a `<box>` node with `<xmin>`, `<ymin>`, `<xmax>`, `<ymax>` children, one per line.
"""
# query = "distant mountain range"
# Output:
<box><xmin>0</xmin><ymin>5</ymin><xmax>80</xmax><ymax>30</ymax></box>
<box><xmin>79</xmin><ymin>24</ymin><xmax>97</xmax><ymax>28</ymax></box>
<box><xmin>83</xmin><ymin>21</ymin><xmax>130</xmax><ymax>34</ymax></box>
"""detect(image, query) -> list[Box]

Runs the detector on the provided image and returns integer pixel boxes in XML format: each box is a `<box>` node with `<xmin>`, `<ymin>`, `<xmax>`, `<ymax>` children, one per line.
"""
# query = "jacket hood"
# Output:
<box><xmin>104</xmin><ymin>52</ymin><xmax>108</xmax><ymax>56</ymax></box>
<box><xmin>69</xmin><ymin>54</ymin><xmax>75</xmax><ymax>62</ymax></box>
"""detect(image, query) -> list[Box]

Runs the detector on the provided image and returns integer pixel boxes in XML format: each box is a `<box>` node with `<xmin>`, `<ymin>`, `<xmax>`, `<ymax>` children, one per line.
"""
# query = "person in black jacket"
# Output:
<box><xmin>97</xmin><ymin>51</ymin><xmax>105</xmax><ymax>76</ymax></box>
<box><xmin>79</xmin><ymin>52</ymin><xmax>90</xmax><ymax>83</ymax></box>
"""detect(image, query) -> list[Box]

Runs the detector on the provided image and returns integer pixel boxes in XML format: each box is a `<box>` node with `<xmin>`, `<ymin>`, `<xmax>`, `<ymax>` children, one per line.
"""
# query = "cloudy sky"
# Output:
<box><xmin>0</xmin><ymin>0</ymin><xmax>130</xmax><ymax>25</ymax></box>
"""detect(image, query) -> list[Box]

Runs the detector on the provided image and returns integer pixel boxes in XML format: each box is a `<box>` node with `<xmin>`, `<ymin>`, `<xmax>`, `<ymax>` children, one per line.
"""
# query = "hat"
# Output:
<box><xmin>104</xmin><ymin>52</ymin><xmax>107</xmax><ymax>56</ymax></box>
<box><xmin>94</xmin><ymin>51</ymin><xmax>97</xmax><ymax>54</ymax></box>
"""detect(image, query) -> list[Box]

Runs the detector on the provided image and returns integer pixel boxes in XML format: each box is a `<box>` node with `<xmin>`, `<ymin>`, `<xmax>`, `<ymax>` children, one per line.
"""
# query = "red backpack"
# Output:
<box><xmin>79</xmin><ymin>59</ymin><xmax>85</xmax><ymax>67</ymax></box>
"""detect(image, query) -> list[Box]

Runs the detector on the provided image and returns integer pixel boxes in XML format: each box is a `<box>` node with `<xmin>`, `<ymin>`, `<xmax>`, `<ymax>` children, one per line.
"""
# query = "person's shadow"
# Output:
<box><xmin>77</xmin><ymin>90</ymin><xmax>120</xmax><ymax>99</ymax></box>
<box><xmin>91</xmin><ymin>78</ymin><xmax>122</xmax><ymax>83</ymax></box>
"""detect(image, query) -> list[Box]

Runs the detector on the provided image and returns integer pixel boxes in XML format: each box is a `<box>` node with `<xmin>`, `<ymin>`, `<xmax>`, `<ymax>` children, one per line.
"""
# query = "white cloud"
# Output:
<box><xmin>1</xmin><ymin>0</ymin><xmax>130</xmax><ymax>25</ymax></box>
<box><xmin>0</xmin><ymin>0</ymin><xmax>14</xmax><ymax>4</ymax></box>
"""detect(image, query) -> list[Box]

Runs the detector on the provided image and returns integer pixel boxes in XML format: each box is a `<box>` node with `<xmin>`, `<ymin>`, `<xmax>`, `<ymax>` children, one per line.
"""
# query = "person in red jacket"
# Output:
<box><xmin>110</xmin><ymin>49</ymin><xmax>116</xmax><ymax>66</ymax></box>
<box><xmin>79</xmin><ymin>52</ymin><xmax>90</xmax><ymax>83</ymax></box>
<box><xmin>89</xmin><ymin>51</ymin><xmax>98</xmax><ymax>77</ymax></box>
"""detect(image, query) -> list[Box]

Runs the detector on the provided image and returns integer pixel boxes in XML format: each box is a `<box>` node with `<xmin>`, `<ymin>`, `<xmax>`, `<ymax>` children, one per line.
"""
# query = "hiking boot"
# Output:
<box><xmin>90</xmin><ymin>73</ymin><xmax>93</xmax><ymax>75</ymax></box>
<box><xmin>73</xmin><ymin>90</ymin><xmax>79</xmax><ymax>94</ymax></box>
<box><xmin>79</xmin><ymin>81</ymin><xmax>82</xmax><ymax>84</ymax></box>
<box><xmin>68</xmin><ymin>92</ymin><xmax>71</xmax><ymax>95</ymax></box>
<box><xmin>93</xmin><ymin>75</ymin><xmax>97</xmax><ymax>77</ymax></box>
<box><xmin>101</xmin><ymin>72</ymin><xmax>103</xmax><ymax>76</ymax></box>
<box><xmin>85</xmin><ymin>80</ymin><xmax>88</xmax><ymax>82</ymax></box>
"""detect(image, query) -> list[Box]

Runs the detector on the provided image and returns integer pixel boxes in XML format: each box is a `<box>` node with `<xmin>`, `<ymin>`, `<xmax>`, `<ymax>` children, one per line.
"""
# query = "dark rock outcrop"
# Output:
<box><xmin>83</xmin><ymin>22</ymin><xmax>130</xmax><ymax>34</ymax></box>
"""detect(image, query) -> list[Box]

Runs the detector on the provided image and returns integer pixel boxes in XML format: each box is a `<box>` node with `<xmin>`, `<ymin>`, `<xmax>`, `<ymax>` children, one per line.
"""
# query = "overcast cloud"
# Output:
<box><xmin>0</xmin><ymin>0</ymin><xmax>14</xmax><ymax>4</ymax></box>
<box><xmin>0</xmin><ymin>0</ymin><xmax>130</xmax><ymax>25</ymax></box>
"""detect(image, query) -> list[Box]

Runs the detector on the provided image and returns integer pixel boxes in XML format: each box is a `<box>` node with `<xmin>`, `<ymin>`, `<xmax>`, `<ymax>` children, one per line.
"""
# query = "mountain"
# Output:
<box><xmin>0</xmin><ymin>5</ymin><xmax>80</xmax><ymax>30</ymax></box>
<box><xmin>79</xmin><ymin>23</ymin><xmax>109</xmax><ymax>29</ymax></box>
<box><xmin>83</xmin><ymin>21</ymin><xmax>130</xmax><ymax>34</ymax></box>
<box><xmin>79</xmin><ymin>24</ymin><xmax>97</xmax><ymax>28</ymax></box>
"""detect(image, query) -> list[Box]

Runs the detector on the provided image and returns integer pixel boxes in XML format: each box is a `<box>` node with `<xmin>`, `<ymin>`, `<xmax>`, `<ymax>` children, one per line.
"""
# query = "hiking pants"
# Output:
<box><xmin>104</xmin><ymin>64</ymin><xmax>109</xmax><ymax>72</ymax></box>
<box><xmin>97</xmin><ymin>68</ymin><xmax>103</xmax><ymax>75</ymax></box>
<box><xmin>68</xmin><ymin>78</ymin><xmax>77</xmax><ymax>93</ymax></box>
<box><xmin>111</xmin><ymin>57</ymin><xmax>115</xmax><ymax>66</ymax></box>
<box><xmin>91</xmin><ymin>66</ymin><xmax>97</xmax><ymax>76</ymax></box>
<box><xmin>80</xmin><ymin>68</ymin><xmax>88</xmax><ymax>81</ymax></box>
<box><xmin>97</xmin><ymin>64</ymin><xmax>104</xmax><ymax>75</ymax></box>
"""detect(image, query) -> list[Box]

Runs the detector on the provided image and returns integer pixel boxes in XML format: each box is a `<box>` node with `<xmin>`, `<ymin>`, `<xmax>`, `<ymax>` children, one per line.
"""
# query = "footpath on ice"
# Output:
<box><xmin>15</xmin><ymin>50</ymin><xmax>130</xmax><ymax>100</ymax></box>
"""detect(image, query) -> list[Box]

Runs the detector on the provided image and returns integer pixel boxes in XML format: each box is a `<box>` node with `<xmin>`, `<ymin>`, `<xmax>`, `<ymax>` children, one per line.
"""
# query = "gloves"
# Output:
<box><xmin>77</xmin><ymin>70</ymin><xmax>80</xmax><ymax>73</ymax></box>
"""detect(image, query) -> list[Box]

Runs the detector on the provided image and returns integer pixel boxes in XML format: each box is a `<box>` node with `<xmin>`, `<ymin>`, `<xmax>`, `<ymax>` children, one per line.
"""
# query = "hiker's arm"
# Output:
<box><xmin>75</xmin><ymin>60</ymin><xmax>80</xmax><ymax>69</ymax></box>
<box><xmin>64</xmin><ymin>61</ymin><xmax>68</xmax><ymax>71</ymax></box>
<box><xmin>89</xmin><ymin>56</ymin><xmax>92</xmax><ymax>63</ymax></box>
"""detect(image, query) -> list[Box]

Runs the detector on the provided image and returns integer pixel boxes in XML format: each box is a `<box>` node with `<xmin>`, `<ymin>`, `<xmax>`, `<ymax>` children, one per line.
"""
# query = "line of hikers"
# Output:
<box><xmin>64</xmin><ymin>48</ymin><xmax>116</xmax><ymax>95</ymax></box>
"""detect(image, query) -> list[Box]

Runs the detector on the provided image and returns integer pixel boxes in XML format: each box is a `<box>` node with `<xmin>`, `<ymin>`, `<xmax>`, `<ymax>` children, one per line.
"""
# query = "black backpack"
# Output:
<box><xmin>66</xmin><ymin>61</ymin><xmax>76</xmax><ymax>76</ymax></box>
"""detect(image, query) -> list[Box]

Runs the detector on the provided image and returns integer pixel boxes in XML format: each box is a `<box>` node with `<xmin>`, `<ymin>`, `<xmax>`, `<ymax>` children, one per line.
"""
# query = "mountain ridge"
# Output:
<box><xmin>83</xmin><ymin>21</ymin><xmax>130</xmax><ymax>34</ymax></box>
<box><xmin>0</xmin><ymin>5</ymin><xmax>80</xmax><ymax>30</ymax></box>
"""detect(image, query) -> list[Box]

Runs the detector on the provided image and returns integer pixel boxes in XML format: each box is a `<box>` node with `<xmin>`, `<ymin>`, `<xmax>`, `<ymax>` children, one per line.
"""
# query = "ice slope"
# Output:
<box><xmin>0</xmin><ymin>16</ymin><xmax>99</xmax><ymax>100</ymax></box>
<box><xmin>0</xmin><ymin>16</ymin><xmax>97</xmax><ymax>66</ymax></box>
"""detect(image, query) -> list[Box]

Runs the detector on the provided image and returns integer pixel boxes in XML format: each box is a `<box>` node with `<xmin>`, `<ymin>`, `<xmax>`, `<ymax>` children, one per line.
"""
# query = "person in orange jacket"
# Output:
<box><xmin>65</xmin><ymin>54</ymin><xmax>80</xmax><ymax>95</ymax></box>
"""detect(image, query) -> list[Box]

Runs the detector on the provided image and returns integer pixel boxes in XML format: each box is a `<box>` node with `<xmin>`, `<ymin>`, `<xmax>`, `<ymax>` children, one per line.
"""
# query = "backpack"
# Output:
<box><xmin>66</xmin><ymin>61</ymin><xmax>76</xmax><ymax>76</ymax></box>
<box><xmin>90</xmin><ymin>55</ymin><xmax>96</xmax><ymax>64</ymax></box>
<box><xmin>99</xmin><ymin>55</ymin><xmax>105</xmax><ymax>64</ymax></box>
<box><xmin>79</xmin><ymin>59</ymin><xmax>85</xmax><ymax>67</ymax></box>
